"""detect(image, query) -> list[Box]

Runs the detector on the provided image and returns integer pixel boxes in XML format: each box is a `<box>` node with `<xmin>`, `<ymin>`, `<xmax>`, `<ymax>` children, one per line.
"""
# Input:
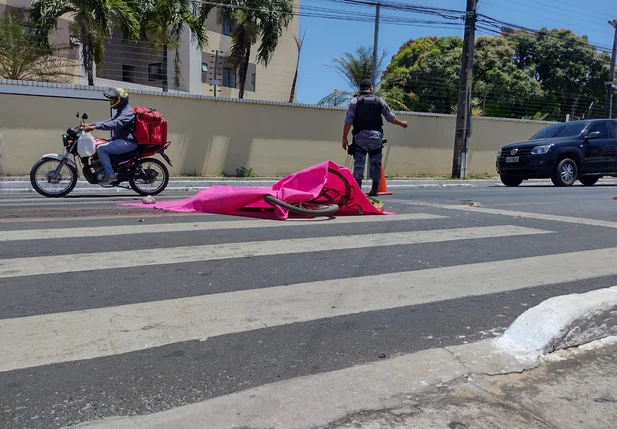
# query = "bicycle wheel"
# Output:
<box><xmin>263</xmin><ymin>195</ymin><xmax>339</xmax><ymax>216</ymax></box>
<box><xmin>311</xmin><ymin>168</ymin><xmax>352</xmax><ymax>207</ymax></box>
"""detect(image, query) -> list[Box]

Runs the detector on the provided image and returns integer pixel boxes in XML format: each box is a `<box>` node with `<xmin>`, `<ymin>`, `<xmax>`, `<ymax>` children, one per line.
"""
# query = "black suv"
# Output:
<box><xmin>496</xmin><ymin>119</ymin><xmax>617</xmax><ymax>187</ymax></box>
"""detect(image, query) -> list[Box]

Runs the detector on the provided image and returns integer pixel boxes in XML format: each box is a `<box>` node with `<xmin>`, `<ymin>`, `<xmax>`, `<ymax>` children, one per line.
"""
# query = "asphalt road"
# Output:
<box><xmin>2</xmin><ymin>183</ymin><xmax>617</xmax><ymax>428</ymax></box>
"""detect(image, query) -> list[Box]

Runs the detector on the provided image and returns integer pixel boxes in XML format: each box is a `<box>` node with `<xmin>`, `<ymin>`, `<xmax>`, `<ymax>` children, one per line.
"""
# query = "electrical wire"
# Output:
<box><xmin>516</xmin><ymin>0</ymin><xmax>612</xmax><ymax>21</ymax></box>
<box><xmin>477</xmin><ymin>15</ymin><xmax>614</xmax><ymax>53</ymax></box>
<box><xmin>187</xmin><ymin>0</ymin><xmax>613</xmax><ymax>55</ymax></box>
<box><xmin>480</xmin><ymin>0</ymin><xmax>612</xmax><ymax>32</ymax></box>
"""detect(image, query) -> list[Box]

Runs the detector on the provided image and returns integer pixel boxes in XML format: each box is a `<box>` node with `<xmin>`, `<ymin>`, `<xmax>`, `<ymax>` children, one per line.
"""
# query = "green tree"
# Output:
<box><xmin>379</xmin><ymin>30</ymin><xmax>612</xmax><ymax>121</ymax></box>
<box><xmin>380</xmin><ymin>37</ymin><xmax>462</xmax><ymax>114</ymax></box>
<box><xmin>381</xmin><ymin>35</ymin><xmax>545</xmax><ymax>116</ymax></box>
<box><xmin>29</xmin><ymin>0</ymin><xmax>140</xmax><ymax>86</ymax></box>
<box><xmin>505</xmin><ymin>28</ymin><xmax>612</xmax><ymax>120</ymax></box>
<box><xmin>471</xmin><ymin>36</ymin><xmax>544</xmax><ymax>118</ymax></box>
<box><xmin>0</xmin><ymin>9</ymin><xmax>75</xmax><ymax>82</ymax></box>
<box><xmin>219</xmin><ymin>0</ymin><xmax>294</xmax><ymax>99</ymax></box>
<box><xmin>140</xmin><ymin>0</ymin><xmax>212</xmax><ymax>92</ymax></box>
<box><xmin>318</xmin><ymin>45</ymin><xmax>410</xmax><ymax>111</ymax></box>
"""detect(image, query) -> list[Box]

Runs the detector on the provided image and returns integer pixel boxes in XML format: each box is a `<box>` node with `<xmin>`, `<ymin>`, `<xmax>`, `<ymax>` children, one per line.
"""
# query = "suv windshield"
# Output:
<box><xmin>530</xmin><ymin>122</ymin><xmax>588</xmax><ymax>140</ymax></box>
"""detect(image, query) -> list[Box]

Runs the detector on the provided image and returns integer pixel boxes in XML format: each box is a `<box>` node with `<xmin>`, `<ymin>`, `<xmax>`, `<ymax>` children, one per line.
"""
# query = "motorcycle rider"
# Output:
<box><xmin>83</xmin><ymin>88</ymin><xmax>138</xmax><ymax>184</ymax></box>
<box><xmin>342</xmin><ymin>79</ymin><xmax>408</xmax><ymax>196</ymax></box>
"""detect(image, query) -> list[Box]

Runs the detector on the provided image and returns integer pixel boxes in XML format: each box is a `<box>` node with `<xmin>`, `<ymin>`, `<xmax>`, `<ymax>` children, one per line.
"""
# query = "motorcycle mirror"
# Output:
<box><xmin>76</xmin><ymin>112</ymin><xmax>80</xmax><ymax>118</ymax></box>
<box><xmin>82</xmin><ymin>113</ymin><xmax>88</xmax><ymax>120</ymax></box>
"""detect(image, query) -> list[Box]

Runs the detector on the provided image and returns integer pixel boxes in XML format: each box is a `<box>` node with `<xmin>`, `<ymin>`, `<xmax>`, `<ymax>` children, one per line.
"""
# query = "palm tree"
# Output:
<box><xmin>219</xmin><ymin>0</ymin><xmax>294</xmax><ymax>99</ymax></box>
<box><xmin>289</xmin><ymin>29</ymin><xmax>306</xmax><ymax>103</ymax></box>
<box><xmin>29</xmin><ymin>0</ymin><xmax>140</xmax><ymax>86</ymax></box>
<box><xmin>317</xmin><ymin>46</ymin><xmax>408</xmax><ymax>110</ymax></box>
<box><xmin>141</xmin><ymin>0</ymin><xmax>212</xmax><ymax>92</ymax></box>
<box><xmin>451</xmin><ymin>97</ymin><xmax>484</xmax><ymax>116</ymax></box>
<box><xmin>0</xmin><ymin>9</ymin><xmax>76</xmax><ymax>82</ymax></box>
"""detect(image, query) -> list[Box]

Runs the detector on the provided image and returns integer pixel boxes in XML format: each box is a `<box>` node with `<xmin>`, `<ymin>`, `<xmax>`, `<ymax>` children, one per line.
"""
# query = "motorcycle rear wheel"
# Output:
<box><xmin>29</xmin><ymin>158</ymin><xmax>78</xmax><ymax>198</ymax></box>
<box><xmin>129</xmin><ymin>157</ymin><xmax>169</xmax><ymax>196</ymax></box>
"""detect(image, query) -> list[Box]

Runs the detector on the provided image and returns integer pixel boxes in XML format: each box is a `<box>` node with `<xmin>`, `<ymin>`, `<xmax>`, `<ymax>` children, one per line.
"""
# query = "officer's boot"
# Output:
<box><xmin>368</xmin><ymin>179</ymin><xmax>379</xmax><ymax>197</ymax></box>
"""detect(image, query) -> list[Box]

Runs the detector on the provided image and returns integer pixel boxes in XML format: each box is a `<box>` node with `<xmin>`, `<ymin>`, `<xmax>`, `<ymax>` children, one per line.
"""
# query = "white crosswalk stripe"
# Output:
<box><xmin>0</xmin><ymin>225</ymin><xmax>550</xmax><ymax>278</ymax></box>
<box><xmin>0</xmin><ymin>213</ymin><xmax>445</xmax><ymax>241</ymax></box>
<box><xmin>0</xmin><ymin>202</ymin><xmax>613</xmax><ymax>429</ymax></box>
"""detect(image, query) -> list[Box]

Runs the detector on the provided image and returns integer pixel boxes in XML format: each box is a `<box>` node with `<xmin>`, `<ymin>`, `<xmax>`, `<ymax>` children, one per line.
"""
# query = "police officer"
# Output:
<box><xmin>342</xmin><ymin>79</ymin><xmax>408</xmax><ymax>196</ymax></box>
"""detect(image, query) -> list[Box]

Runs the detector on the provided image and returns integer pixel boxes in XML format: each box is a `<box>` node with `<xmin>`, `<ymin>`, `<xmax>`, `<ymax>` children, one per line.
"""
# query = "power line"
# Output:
<box><xmin>513</xmin><ymin>0</ymin><xmax>610</xmax><ymax>21</ymax></box>
<box><xmin>481</xmin><ymin>0</ymin><xmax>613</xmax><ymax>33</ymax></box>
<box><xmin>327</xmin><ymin>0</ymin><xmax>465</xmax><ymax>16</ymax></box>
<box><xmin>322</xmin><ymin>0</ymin><xmax>613</xmax><ymax>54</ymax></box>
<box><xmin>183</xmin><ymin>0</ymin><xmax>614</xmax><ymax>55</ymax></box>
<box><xmin>477</xmin><ymin>14</ymin><xmax>614</xmax><ymax>53</ymax></box>
<box><xmin>188</xmin><ymin>0</ymin><xmax>466</xmax><ymax>29</ymax></box>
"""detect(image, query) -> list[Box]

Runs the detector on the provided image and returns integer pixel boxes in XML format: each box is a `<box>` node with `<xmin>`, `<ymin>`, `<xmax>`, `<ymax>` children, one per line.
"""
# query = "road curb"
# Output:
<box><xmin>0</xmin><ymin>182</ymin><xmax>483</xmax><ymax>194</ymax></box>
<box><xmin>65</xmin><ymin>287</ymin><xmax>617</xmax><ymax>429</ymax></box>
<box><xmin>494</xmin><ymin>286</ymin><xmax>617</xmax><ymax>357</ymax></box>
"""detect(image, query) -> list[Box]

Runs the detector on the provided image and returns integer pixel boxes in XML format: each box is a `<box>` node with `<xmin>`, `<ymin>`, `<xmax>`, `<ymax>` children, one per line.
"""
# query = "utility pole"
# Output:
<box><xmin>605</xmin><ymin>20</ymin><xmax>617</xmax><ymax>118</ymax></box>
<box><xmin>451</xmin><ymin>0</ymin><xmax>478</xmax><ymax>179</ymax></box>
<box><xmin>371</xmin><ymin>2</ymin><xmax>380</xmax><ymax>85</ymax></box>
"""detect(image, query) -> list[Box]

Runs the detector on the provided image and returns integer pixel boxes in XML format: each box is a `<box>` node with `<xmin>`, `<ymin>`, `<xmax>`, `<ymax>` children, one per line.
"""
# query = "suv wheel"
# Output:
<box><xmin>500</xmin><ymin>175</ymin><xmax>523</xmax><ymax>187</ymax></box>
<box><xmin>579</xmin><ymin>176</ymin><xmax>599</xmax><ymax>186</ymax></box>
<box><xmin>551</xmin><ymin>158</ymin><xmax>578</xmax><ymax>187</ymax></box>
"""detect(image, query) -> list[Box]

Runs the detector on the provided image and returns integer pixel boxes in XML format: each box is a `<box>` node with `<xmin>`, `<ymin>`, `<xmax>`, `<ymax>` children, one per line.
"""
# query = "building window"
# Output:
<box><xmin>148</xmin><ymin>63</ymin><xmax>164</xmax><ymax>81</ymax></box>
<box><xmin>223</xmin><ymin>19</ymin><xmax>233</xmax><ymax>36</ymax></box>
<box><xmin>122</xmin><ymin>64</ymin><xmax>136</xmax><ymax>83</ymax></box>
<box><xmin>250</xmin><ymin>73</ymin><xmax>256</xmax><ymax>92</ymax></box>
<box><xmin>223</xmin><ymin>68</ymin><xmax>236</xmax><ymax>88</ymax></box>
<box><xmin>16</xmin><ymin>8</ymin><xmax>34</xmax><ymax>33</ymax></box>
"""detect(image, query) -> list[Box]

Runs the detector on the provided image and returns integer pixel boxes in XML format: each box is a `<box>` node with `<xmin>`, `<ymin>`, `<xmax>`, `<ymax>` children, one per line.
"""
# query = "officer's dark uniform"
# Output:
<box><xmin>344</xmin><ymin>81</ymin><xmax>396</xmax><ymax>196</ymax></box>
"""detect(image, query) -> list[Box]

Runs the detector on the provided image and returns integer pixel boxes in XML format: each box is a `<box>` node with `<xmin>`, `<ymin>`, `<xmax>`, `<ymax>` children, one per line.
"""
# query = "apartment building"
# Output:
<box><xmin>0</xmin><ymin>0</ymin><xmax>300</xmax><ymax>103</ymax></box>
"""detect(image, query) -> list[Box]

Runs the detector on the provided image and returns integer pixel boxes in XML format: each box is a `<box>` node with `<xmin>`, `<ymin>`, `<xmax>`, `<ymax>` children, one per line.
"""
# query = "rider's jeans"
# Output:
<box><xmin>97</xmin><ymin>139</ymin><xmax>138</xmax><ymax>178</ymax></box>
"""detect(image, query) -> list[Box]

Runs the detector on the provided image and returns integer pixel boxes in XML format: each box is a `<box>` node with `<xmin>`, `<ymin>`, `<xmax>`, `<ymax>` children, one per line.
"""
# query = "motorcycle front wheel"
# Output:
<box><xmin>129</xmin><ymin>157</ymin><xmax>169</xmax><ymax>196</ymax></box>
<box><xmin>29</xmin><ymin>158</ymin><xmax>78</xmax><ymax>198</ymax></box>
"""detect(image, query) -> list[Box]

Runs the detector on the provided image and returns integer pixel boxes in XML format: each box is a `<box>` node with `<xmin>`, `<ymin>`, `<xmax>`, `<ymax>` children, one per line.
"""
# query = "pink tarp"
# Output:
<box><xmin>121</xmin><ymin>160</ymin><xmax>395</xmax><ymax>220</ymax></box>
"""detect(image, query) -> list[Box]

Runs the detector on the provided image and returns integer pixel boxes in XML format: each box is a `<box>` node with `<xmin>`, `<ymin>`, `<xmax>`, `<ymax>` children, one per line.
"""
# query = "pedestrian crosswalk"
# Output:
<box><xmin>1</xmin><ymin>197</ymin><xmax>616</xmax><ymax>429</ymax></box>
<box><xmin>0</xmin><ymin>213</ymin><xmax>445</xmax><ymax>241</ymax></box>
<box><xmin>0</xmin><ymin>225</ymin><xmax>550</xmax><ymax>278</ymax></box>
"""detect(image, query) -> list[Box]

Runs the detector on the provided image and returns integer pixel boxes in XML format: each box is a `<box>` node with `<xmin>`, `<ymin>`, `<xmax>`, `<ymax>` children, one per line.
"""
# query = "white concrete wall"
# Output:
<box><xmin>0</xmin><ymin>81</ymin><xmax>554</xmax><ymax>177</ymax></box>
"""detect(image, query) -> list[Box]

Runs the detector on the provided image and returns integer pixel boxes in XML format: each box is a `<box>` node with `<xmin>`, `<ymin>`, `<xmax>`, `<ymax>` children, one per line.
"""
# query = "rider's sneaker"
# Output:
<box><xmin>99</xmin><ymin>175</ymin><xmax>117</xmax><ymax>185</ymax></box>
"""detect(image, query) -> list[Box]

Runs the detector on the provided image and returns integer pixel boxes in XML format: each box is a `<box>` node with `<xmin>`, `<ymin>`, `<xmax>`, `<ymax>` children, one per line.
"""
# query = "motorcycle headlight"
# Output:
<box><xmin>531</xmin><ymin>144</ymin><xmax>552</xmax><ymax>155</ymax></box>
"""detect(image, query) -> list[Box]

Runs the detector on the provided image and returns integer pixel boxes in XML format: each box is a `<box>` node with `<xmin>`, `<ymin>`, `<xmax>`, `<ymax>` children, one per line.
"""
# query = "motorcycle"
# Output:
<box><xmin>30</xmin><ymin>112</ymin><xmax>173</xmax><ymax>198</ymax></box>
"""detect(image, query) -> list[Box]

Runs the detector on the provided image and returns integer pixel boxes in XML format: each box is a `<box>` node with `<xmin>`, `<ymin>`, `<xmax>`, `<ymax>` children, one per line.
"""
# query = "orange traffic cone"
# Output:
<box><xmin>377</xmin><ymin>161</ymin><xmax>392</xmax><ymax>195</ymax></box>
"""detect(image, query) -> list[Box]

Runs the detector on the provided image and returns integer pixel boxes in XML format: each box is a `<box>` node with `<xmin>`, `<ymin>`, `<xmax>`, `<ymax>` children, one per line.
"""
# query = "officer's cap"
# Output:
<box><xmin>359</xmin><ymin>79</ymin><xmax>373</xmax><ymax>90</ymax></box>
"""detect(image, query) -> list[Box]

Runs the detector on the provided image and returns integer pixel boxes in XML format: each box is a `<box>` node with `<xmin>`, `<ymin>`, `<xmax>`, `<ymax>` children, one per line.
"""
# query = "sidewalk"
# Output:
<box><xmin>326</xmin><ymin>338</ymin><xmax>617</xmax><ymax>429</ymax></box>
<box><xmin>72</xmin><ymin>336</ymin><xmax>617</xmax><ymax>429</ymax></box>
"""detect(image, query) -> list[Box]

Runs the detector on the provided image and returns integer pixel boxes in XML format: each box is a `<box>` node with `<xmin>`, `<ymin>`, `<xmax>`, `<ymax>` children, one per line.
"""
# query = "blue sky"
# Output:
<box><xmin>294</xmin><ymin>0</ymin><xmax>616</xmax><ymax>105</ymax></box>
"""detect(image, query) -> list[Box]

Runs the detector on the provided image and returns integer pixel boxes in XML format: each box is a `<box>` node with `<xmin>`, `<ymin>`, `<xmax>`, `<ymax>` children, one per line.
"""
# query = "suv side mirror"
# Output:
<box><xmin>585</xmin><ymin>130</ymin><xmax>602</xmax><ymax>140</ymax></box>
